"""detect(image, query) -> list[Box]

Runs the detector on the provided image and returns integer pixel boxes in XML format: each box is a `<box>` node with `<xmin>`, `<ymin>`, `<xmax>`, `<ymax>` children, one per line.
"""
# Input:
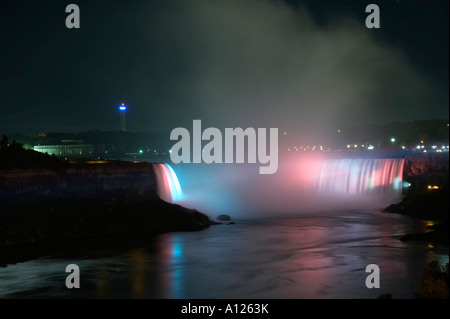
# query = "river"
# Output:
<box><xmin>0</xmin><ymin>210</ymin><xmax>447</xmax><ymax>299</ymax></box>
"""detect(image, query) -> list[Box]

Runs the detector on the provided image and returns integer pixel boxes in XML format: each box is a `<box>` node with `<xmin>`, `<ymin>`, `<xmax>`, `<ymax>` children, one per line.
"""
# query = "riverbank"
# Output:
<box><xmin>0</xmin><ymin>194</ymin><xmax>213</xmax><ymax>265</ymax></box>
<box><xmin>383</xmin><ymin>153</ymin><xmax>449</xmax><ymax>247</ymax></box>
<box><xmin>0</xmin><ymin>147</ymin><xmax>214</xmax><ymax>264</ymax></box>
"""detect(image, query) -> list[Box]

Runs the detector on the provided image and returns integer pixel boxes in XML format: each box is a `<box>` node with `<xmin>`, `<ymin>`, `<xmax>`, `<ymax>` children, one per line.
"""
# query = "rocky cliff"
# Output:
<box><xmin>0</xmin><ymin>161</ymin><xmax>213</xmax><ymax>256</ymax></box>
<box><xmin>384</xmin><ymin>153</ymin><xmax>449</xmax><ymax>245</ymax></box>
<box><xmin>403</xmin><ymin>153</ymin><xmax>449</xmax><ymax>187</ymax></box>
<box><xmin>0</xmin><ymin>161</ymin><xmax>158</xmax><ymax>201</ymax></box>
<box><xmin>385</xmin><ymin>153</ymin><xmax>448</xmax><ymax>218</ymax></box>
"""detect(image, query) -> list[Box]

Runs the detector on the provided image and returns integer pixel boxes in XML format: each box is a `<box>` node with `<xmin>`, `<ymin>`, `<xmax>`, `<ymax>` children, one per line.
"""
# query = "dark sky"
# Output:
<box><xmin>0</xmin><ymin>0</ymin><xmax>448</xmax><ymax>142</ymax></box>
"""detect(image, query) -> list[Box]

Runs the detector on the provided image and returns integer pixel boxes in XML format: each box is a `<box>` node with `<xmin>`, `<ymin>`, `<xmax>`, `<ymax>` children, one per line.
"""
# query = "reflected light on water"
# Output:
<box><xmin>0</xmin><ymin>213</ymin><xmax>447</xmax><ymax>299</ymax></box>
<box><xmin>161</xmin><ymin>235</ymin><xmax>185</xmax><ymax>299</ymax></box>
<box><xmin>127</xmin><ymin>248</ymin><xmax>148</xmax><ymax>298</ymax></box>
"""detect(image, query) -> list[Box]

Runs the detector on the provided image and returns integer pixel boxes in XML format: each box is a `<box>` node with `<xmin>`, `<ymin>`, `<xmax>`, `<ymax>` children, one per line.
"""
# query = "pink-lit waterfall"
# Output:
<box><xmin>153</xmin><ymin>163</ymin><xmax>183</xmax><ymax>203</ymax></box>
<box><xmin>164</xmin><ymin>156</ymin><xmax>407</xmax><ymax>218</ymax></box>
<box><xmin>316</xmin><ymin>158</ymin><xmax>405</xmax><ymax>196</ymax></box>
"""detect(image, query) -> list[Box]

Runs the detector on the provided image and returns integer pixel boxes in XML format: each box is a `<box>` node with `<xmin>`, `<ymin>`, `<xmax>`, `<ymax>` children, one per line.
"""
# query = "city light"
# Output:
<box><xmin>390</xmin><ymin>137</ymin><xmax>396</xmax><ymax>142</ymax></box>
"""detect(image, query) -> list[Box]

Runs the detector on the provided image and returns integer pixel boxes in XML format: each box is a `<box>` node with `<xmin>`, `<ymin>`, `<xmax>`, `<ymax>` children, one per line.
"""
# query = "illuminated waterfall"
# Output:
<box><xmin>153</xmin><ymin>157</ymin><xmax>406</xmax><ymax>217</ymax></box>
<box><xmin>316</xmin><ymin>158</ymin><xmax>405</xmax><ymax>196</ymax></box>
<box><xmin>153</xmin><ymin>164</ymin><xmax>183</xmax><ymax>203</ymax></box>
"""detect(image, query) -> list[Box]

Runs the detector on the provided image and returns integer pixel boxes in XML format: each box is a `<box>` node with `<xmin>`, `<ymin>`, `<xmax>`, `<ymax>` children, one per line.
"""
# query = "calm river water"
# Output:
<box><xmin>0</xmin><ymin>210</ymin><xmax>447</xmax><ymax>299</ymax></box>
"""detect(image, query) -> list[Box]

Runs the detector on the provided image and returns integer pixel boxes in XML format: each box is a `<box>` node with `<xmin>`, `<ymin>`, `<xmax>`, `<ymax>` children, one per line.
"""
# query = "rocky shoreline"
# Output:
<box><xmin>0</xmin><ymin>160</ymin><xmax>214</xmax><ymax>265</ymax></box>
<box><xmin>0</xmin><ymin>194</ymin><xmax>213</xmax><ymax>265</ymax></box>
<box><xmin>383</xmin><ymin>153</ymin><xmax>449</xmax><ymax>247</ymax></box>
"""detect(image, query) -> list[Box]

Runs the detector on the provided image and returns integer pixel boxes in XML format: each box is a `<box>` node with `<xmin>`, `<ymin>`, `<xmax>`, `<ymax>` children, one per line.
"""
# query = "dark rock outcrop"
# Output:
<box><xmin>0</xmin><ymin>162</ymin><xmax>214</xmax><ymax>253</ymax></box>
<box><xmin>216</xmin><ymin>214</ymin><xmax>231</xmax><ymax>221</ymax></box>
<box><xmin>384</xmin><ymin>153</ymin><xmax>449</xmax><ymax>221</ymax></box>
<box><xmin>0</xmin><ymin>161</ymin><xmax>158</xmax><ymax>201</ymax></box>
<box><xmin>384</xmin><ymin>184</ymin><xmax>449</xmax><ymax>220</ymax></box>
<box><xmin>384</xmin><ymin>153</ymin><xmax>449</xmax><ymax>246</ymax></box>
<box><xmin>403</xmin><ymin>153</ymin><xmax>449</xmax><ymax>180</ymax></box>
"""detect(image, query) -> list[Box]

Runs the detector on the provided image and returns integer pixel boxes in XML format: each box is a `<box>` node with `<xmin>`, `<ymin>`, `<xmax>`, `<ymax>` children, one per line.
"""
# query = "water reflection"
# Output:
<box><xmin>159</xmin><ymin>235</ymin><xmax>185</xmax><ymax>298</ymax></box>
<box><xmin>127</xmin><ymin>248</ymin><xmax>148</xmax><ymax>298</ymax></box>
<box><xmin>153</xmin><ymin>213</ymin><xmax>448</xmax><ymax>299</ymax></box>
<box><xmin>0</xmin><ymin>211</ymin><xmax>448</xmax><ymax>299</ymax></box>
<box><xmin>94</xmin><ymin>258</ymin><xmax>110</xmax><ymax>299</ymax></box>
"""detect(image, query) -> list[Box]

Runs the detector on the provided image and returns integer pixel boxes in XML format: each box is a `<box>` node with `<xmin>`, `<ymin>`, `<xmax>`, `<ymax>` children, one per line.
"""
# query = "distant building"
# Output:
<box><xmin>34</xmin><ymin>143</ymin><xmax>105</xmax><ymax>158</ymax></box>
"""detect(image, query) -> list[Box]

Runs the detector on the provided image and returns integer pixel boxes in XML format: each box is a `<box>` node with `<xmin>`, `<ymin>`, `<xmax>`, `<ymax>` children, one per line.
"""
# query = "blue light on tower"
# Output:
<box><xmin>119</xmin><ymin>103</ymin><xmax>127</xmax><ymax>131</ymax></box>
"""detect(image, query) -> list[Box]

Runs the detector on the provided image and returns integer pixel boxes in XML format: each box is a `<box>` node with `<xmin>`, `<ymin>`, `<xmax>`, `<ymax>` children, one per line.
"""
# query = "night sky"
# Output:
<box><xmin>1</xmin><ymin>0</ymin><xmax>448</xmax><ymax>143</ymax></box>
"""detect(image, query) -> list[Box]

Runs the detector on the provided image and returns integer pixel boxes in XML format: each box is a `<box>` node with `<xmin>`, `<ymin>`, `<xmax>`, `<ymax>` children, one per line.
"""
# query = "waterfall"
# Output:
<box><xmin>153</xmin><ymin>163</ymin><xmax>183</xmax><ymax>203</ymax></box>
<box><xmin>316</xmin><ymin>158</ymin><xmax>404</xmax><ymax>196</ymax></box>
<box><xmin>160</xmin><ymin>156</ymin><xmax>406</xmax><ymax>217</ymax></box>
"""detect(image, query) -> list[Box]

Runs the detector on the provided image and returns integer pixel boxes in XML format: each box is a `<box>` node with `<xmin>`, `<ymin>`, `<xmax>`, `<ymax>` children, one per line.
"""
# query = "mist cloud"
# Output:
<box><xmin>151</xmin><ymin>0</ymin><xmax>433</xmax><ymax>143</ymax></box>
